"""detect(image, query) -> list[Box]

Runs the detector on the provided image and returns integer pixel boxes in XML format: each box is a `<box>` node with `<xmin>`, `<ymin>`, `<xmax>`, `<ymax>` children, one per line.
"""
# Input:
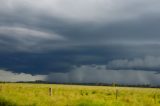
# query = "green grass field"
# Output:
<box><xmin>0</xmin><ymin>83</ymin><xmax>160</xmax><ymax>106</ymax></box>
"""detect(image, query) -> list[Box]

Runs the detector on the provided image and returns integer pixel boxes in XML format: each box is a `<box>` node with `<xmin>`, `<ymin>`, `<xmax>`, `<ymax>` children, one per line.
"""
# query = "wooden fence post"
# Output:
<box><xmin>49</xmin><ymin>87</ymin><xmax>52</xmax><ymax>96</ymax></box>
<box><xmin>116</xmin><ymin>89</ymin><xmax>119</xmax><ymax>100</ymax></box>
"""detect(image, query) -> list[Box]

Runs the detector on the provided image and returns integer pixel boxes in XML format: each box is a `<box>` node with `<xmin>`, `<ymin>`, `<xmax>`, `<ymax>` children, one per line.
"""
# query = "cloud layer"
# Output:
<box><xmin>47</xmin><ymin>65</ymin><xmax>160</xmax><ymax>85</ymax></box>
<box><xmin>1</xmin><ymin>0</ymin><xmax>160</xmax><ymax>52</ymax></box>
<box><xmin>107</xmin><ymin>56</ymin><xmax>160</xmax><ymax>71</ymax></box>
<box><xmin>1</xmin><ymin>0</ymin><xmax>159</xmax><ymax>23</ymax></box>
<box><xmin>0</xmin><ymin>70</ymin><xmax>46</xmax><ymax>82</ymax></box>
<box><xmin>0</xmin><ymin>0</ymin><xmax>160</xmax><ymax>85</ymax></box>
<box><xmin>0</xmin><ymin>26</ymin><xmax>66</xmax><ymax>52</ymax></box>
<box><xmin>1</xmin><ymin>66</ymin><xmax>159</xmax><ymax>85</ymax></box>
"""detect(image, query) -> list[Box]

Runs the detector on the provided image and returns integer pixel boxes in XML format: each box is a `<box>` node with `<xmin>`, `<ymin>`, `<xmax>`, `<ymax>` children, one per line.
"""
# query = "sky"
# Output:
<box><xmin>0</xmin><ymin>0</ymin><xmax>160</xmax><ymax>85</ymax></box>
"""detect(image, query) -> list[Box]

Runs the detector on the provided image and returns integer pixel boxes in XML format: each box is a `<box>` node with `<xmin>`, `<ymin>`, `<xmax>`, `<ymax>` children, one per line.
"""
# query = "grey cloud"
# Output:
<box><xmin>0</xmin><ymin>0</ymin><xmax>160</xmax><ymax>85</ymax></box>
<box><xmin>0</xmin><ymin>26</ymin><xmax>64</xmax><ymax>40</ymax></box>
<box><xmin>0</xmin><ymin>26</ymin><xmax>66</xmax><ymax>52</ymax></box>
<box><xmin>1</xmin><ymin>45</ymin><xmax>160</xmax><ymax>74</ymax></box>
<box><xmin>0</xmin><ymin>70</ymin><xmax>46</xmax><ymax>82</ymax></box>
<box><xmin>46</xmin><ymin>65</ymin><xmax>160</xmax><ymax>85</ymax></box>
<box><xmin>1</xmin><ymin>0</ymin><xmax>159</xmax><ymax>23</ymax></box>
<box><xmin>107</xmin><ymin>56</ymin><xmax>160</xmax><ymax>71</ymax></box>
<box><xmin>1</xmin><ymin>0</ymin><xmax>160</xmax><ymax>26</ymax></box>
<box><xmin>1</xmin><ymin>65</ymin><xmax>159</xmax><ymax>85</ymax></box>
<box><xmin>0</xmin><ymin>0</ymin><xmax>160</xmax><ymax>52</ymax></box>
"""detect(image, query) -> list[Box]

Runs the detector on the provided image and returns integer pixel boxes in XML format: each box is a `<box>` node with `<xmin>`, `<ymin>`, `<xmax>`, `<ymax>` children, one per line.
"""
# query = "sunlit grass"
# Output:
<box><xmin>0</xmin><ymin>83</ymin><xmax>159</xmax><ymax>106</ymax></box>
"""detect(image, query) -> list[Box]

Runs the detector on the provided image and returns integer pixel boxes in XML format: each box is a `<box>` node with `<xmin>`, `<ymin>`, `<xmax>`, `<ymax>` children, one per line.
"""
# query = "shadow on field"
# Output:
<box><xmin>0</xmin><ymin>97</ymin><xmax>37</xmax><ymax>106</ymax></box>
<box><xmin>0</xmin><ymin>97</ymin><xmax>17</xmax><ymax>106</ymax></box>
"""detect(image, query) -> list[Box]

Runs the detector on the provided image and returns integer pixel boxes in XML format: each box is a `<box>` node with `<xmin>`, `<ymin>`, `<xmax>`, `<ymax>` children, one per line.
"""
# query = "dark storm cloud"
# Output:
<box><xmin>107</xmin><ymin>56</ymin><xmax>160</xmax><ymax>72</ymax></box>
<box><xmin>1</xmin><ymin>0</ymin><xmax>160</xmax><ymax>48</ymax></box>
<box><xmin>1</xmin><ymin>45</ymin><xmax>160</xmax><ymax>75</ymax></box>
<box><xmin>0</xmin><ymin>45</ymin><xmax>129</xmax><ymax>74</ymax></box>
<box><xmin>0</xmin><ymin>0</ymin><xmax>160</xmax><ymax>84</ymax></box>
<box><xmin>46</xmin><ymin>65</ymin><xmax>160</xmax><ymax>85</ymax></box>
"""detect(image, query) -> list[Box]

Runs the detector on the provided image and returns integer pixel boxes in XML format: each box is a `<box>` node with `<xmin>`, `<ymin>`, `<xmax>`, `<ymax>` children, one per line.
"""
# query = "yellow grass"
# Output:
<box><xmin>0</xmin><ymin>83</ymin><xmax>160</xmax><ymax>106</ymax></box>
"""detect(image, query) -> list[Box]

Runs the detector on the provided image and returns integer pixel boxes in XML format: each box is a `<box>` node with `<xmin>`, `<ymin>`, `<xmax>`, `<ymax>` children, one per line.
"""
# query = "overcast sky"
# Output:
<box><xmin>0</xmin><ymin>0</ymin><xmax>160</xmax><ymax>85</ymax></box>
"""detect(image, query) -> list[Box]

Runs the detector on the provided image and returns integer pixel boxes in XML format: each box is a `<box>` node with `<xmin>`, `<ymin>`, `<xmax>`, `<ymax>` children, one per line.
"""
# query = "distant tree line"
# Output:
<box><xmin>0</xmin><ymin>81</ymin><xmax>159</xmax><ymax>88</ymax></box>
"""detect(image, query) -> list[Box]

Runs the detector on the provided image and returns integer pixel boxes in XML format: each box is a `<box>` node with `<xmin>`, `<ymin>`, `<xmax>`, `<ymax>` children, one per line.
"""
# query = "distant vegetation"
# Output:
<box><xmin>1</xmin><ymin>81</ymin><xmax>159</xmax><ymax>88</ymax></box>
<box><xmin>0</xmin><ymin>83</ymin><xmax>160</xmax><ymax>106</ymax></box>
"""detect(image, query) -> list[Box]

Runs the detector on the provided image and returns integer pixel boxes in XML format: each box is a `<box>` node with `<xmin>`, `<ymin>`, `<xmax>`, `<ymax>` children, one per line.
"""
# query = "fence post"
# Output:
<box><xmin>49</xmin><ymin>87</ymin><xmax>52</xmax><ymax>96</ymax></box>
<box><xmin>116</xmin><ymin>89</ymin><xmax>119</xmax><ymax>100</ymax></box>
